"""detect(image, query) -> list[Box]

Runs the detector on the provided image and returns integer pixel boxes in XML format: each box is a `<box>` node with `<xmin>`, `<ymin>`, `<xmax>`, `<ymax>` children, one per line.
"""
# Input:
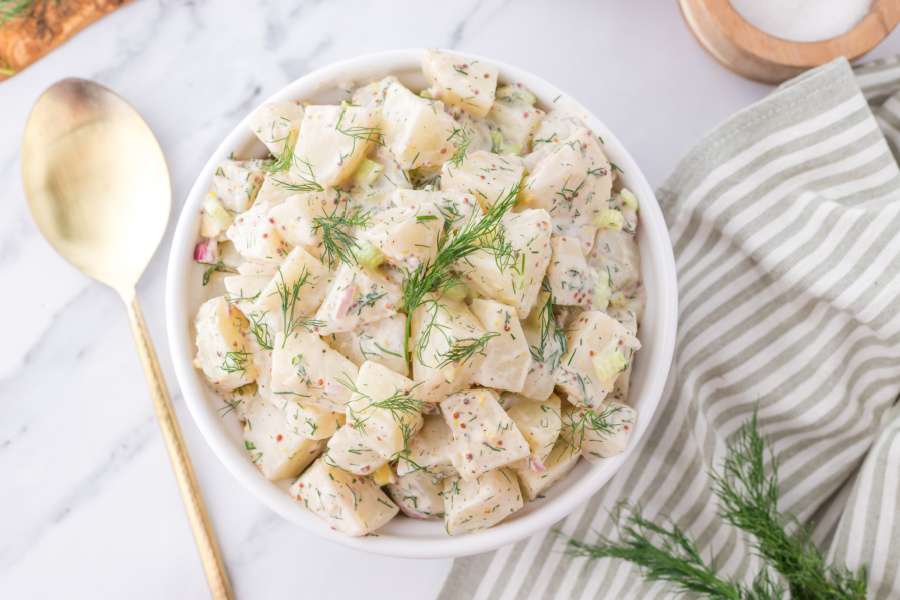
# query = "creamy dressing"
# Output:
<box><xmin>191</xmin><ymin>50</ymin><xmax>644</xmax><ymax>537</ymax></box>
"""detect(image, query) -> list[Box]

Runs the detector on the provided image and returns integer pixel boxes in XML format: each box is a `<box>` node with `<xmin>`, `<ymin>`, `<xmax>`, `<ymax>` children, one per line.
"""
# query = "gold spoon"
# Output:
<box><xmin>21</xmin><ymin>78</ymin><xmax>234</xmax><ymax>600</ymax></box>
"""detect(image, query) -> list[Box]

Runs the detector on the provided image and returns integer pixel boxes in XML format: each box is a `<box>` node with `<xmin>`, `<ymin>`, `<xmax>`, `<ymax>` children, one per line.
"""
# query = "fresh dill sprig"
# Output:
<box><xmin>199</xmin><ymin>261</ymin><xmax>237</xmax><ymax>286</ymax></box>
<box><xmin>247</xmin><ymin>311</ymin><xmax>274</xmax><ymax>350</ymax></box>
<box><xmin>220</xmin><ymin>351</ymin><xmax>250</xmax><ymax>375</ymax></box>
<box><xmin>218</xmin><ymin>397</ymin><xmax>244</xmax><ymax>417</ymax></box>
<box><xmin>400</xmin><ymin>184</ymin><xmax>520</xmax><ymax>358</ymax></box>
<box><xmin>558</xmin><ymin>403</ymin><xmax>623</xmax><ymax>453</ymax></box>
<box><xmin>0</xmin><ymin>0</ymin><xmax>34</xmax><ymax>26</ymax></box>
<box><xmin>566</xmin><ymin>507</ymin><xmax>781</xmax><ymax>600</ymax></box>
<box><xmin>435</xmin><ymin>332</ymin><xmax>498</xmax><ymax>369</ymax></box>
<box><xmin>338</xmin><ymin>375</ymin><xmax>423</xmax><ymax>433</ymax></box>
<box><xmin>447</xmin><ymin>126</ymin><xmax>472</xmax><ymax>168</ymax></box>
<box><xmin>566</xmin><ymin>412</ymin><xmax>867</xmax><ymax>600</ymax></box>
<box><xmin>265</xmin><ymin>129</ymin><xmax>297</xmax><ymax>173</ymax></box>
<box><xmin>273</xmin><ymin>157</ymin><xmax>324</xmax><ymax>192</ymax></box>
<box><xmin>528</xmin><ymin>279</ymin><xmax>568</xmax><ymax>368</ymax></box>
<box><xmin>274</xmin><ymin>268</ymin><xmax>324</xmax><ymax>346</ymax></box>
<box><xmin>711</xmin><ymin>414</ymin><xmax>868</xmax><ymax>600</ymax></box>
<box><xmin>335</xmin><ymin>105</ymin><xmax>384</xmax><ymax>166</ymax></box>
<box><xmin>313</xmin><ymin>204</ymin><xmax>372</xmax><ymax>268</ymax></box>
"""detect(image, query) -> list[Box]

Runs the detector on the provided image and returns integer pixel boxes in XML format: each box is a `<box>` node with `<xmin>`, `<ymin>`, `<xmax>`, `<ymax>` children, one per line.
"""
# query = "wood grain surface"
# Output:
<box><xmin>680</xmin><ymin>0</ymin><xmax>900</xmax><ymax>84</ymax></box>
<box><xmin>1</xmin><ymin>0</ymin><xmax>130</xmax><ymax>81</ymax></box>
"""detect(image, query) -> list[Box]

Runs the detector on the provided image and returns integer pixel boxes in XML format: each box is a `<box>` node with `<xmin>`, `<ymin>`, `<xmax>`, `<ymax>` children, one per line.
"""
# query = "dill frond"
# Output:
<box><xmin>435</xmin><ymin>332</ymin><xmax>498</xmax><ymax>369</ymax></box>
<box><xmin>528</xmin><ymin>279</ymin><xmax>568</xmax><ymax>368</ymax></box>
<box><xmin>400</xmin><ymin>184</ymin><xmax>520</xmax><ymax>358</ymax></box>
<box><xmin>265</xmin><ymin>129</ymin><xmax>298</xmax><ymax>173</ymax></box>
<box><xmin>312</xmin><ymin>204</ymin><xmax>371</xmax><ymax>268</ymax></box>
<box><xmin>566</xmin><ymin>412</ymin><xmax>867</xmax><ymax>600</ymax></box>
<box><xmin>274</xmin><ymin>268</ymin><xmax>324</xmax><ymax>345</ymax></box>
<box><xmin>711</xmin><ymin>414</ymin><xmax>868</xmax><ymax>600</ymax></box>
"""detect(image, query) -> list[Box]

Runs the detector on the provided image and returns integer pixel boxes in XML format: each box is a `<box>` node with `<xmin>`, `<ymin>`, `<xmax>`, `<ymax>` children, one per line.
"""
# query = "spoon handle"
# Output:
<box><xmin>124</xmin><ymin>294</ymin><xmax>235</xmax><ymax>600</ymax></box>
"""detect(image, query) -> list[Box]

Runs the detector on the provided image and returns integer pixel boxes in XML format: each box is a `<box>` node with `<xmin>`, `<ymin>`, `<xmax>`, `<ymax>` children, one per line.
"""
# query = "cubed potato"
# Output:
<box><xmin>395</xmin><ymin>414</ymin><xmax>457</xmax><ymax>478</ymax></box>
<box><xmin>194</xmin><ymin>296</ymin><xmax>257</xmax><ymax>391</ymax></box>
<box><xmin>422</xmin><ymin>49</ymin><xmax>498</xmax><ymax>118</ymax></box>
<box><xmin>325</xmin><ymin>360</ymin><xmax>423</xmax><ymax>475</ymax></box>
<box><xmin>443</xmin><ymin>468</ymin><xmax>523</xmax><ymax>535</ymax></box>
<box><xmin>588</xmin><ymin>227</ymin><xmax>642</xmax><ymax>295</ymax></box>
<box><xmin>358</xmin><ymin>203</ymin><xmax>444</xmax><ymax>269</ymax></box>
<box><xmin>270</xmin><ymin>393</ymin><xmax>342</xmax><ymax>440</ymax></box>
<box><xmin>199</xmin><ymin>192</ymin><xmax>233</xmax><ymax>238</ymax></box>
<box><xmin>556</xmin><ymin>311</ymin><xmax>640</xmax><ymax>410</ymax></box>
<box><xmin>291</xmin><ymin>105</ymin><xmax>380</xmax><ymax>188</ymax></box>
<box><xmin>364</xmin><ymin>144</ymin><xmax>414</xmax><ymax>192</ymax></box>
<box><xmin>488</xmin><ymin>89</ymin><xmax>544</xmax><ymax>153</ymax></box>
<box><xmin>343</xmin><ymin>361</ymin><xmax>424</xmax><ymax>460</ymax></box>
<box><xmin>387</xmin><ymin>470</ymin><xmax>445</xmax><ymax>519</ymax></box>
<box><xmin>329</xmin><ymin>313</ymin><xmax>409</xmax><ymax>377</ymax></box>
<box><xmin>391</xmin><ymin>188</ymin><xmax>482</xmax><ymax>233</ymax></box>
<box><xmin>236</xmin><ymin>260</ymin><xmax>276</xmax><ymax>277</ymax></box>
<box><xmin>513</xmin><ymin>439</ymin><xmax>579</xmax><ymax>500</ymax></box>
<box><xmin>247</xmin><ymin>101</ymin><xmax>304</xmax><ymax>156</ymax></box>
<box><xmin>470</xmin><ymin>299</ymin><xmax>531</xmax><ymax>393</ymax></box>
<box><xmin>242</xmin><ymin>396</ymin><xmax>325</xmax><ymax>481</ymax></box>
<box><xmin>251</xmin><ymin>246</ymin><xmax>331</xmax><ymax>334</ymax></box>
<box><xmin>314</xmin><ymin>265</ymin><xmax>402</xmax><ymax>335</ymax></box>
<box><xmin>607</xmin><ymin>308</ymin><xmax>639</xmax><ymax>404</ymax></box>
<box><xmin>503</xmin><ymin>392</ymin><xmax>562</xmax><ymax>468</ymax></box>
<box><xmin>324</xmin><ymin>425</ymin><xmax>387</xmax><ymax>475</ymax></box>
<box><xmin>380</xmin><ymin>78</ymin><xmax>459</xmax><ymax>169</ymax></box>
<box><xmin>266</xmin><ymin>191</ymin><xmax>333</xmax><ymax>251</ymax></box>
<box><xmin>290</xmin><ymin>458</ymin><xmax>398</xmax><ymax>536</ymax></box>
<box><xmin>547</xmin><ymin>235</ymin><xmax>595</xmax><ymax>307</ymax></box>
<box><xmin>519</xmin><ymin>293</ymin><xmax>566</xmax><ymax>401</ymax></box>
<box><xmin>440</xmin><ymin>388</ymin><xmax>530</xmax><ymax>480</ymax></box>
<box><xmin>440</xmin><ymin>151</ymin><xmax>524</xmax><ymax>210</ymax></box>
<box><xmin>270</xmin><ymin>331</ymin><xmax>359</xmax><ymax>412</ymax></box>
<box><xmin>569</xmin><ymin>402</ymin><xmax>637</xmax><ymax>462</ymax></box>
<box><xmin>455</xmin><ymin>208</ymin><xmax>552</xmax><ymax>318</ymax></box>
<box><xmin>351</xmin><ymin>77</ymin><xmax>393</xmax><ymax>108</ymax></box>
<box><xmin>411</xmin><ymin>298</ymin><xmax>488</xmax><ymax>402</ymax></box>
<box><xmin>529</xmin><ymin>109</ymin><xmax>584</xmax><ymax>153</ymax></box>
<box><xmin>254</xmin><ymin>171</ymin><xmax>318</xmax><ymax>208</ymax></box>
<box><xmin>212</xmin><ymin>159</ymin><xmax>267</xmax><ymax>212</ymax></box>
<box><xmin>226</xmin><ymin>199</ymin><xmax>292</xmax><ymax>263</ymax></box>
<box><xmin>223</xmin><ymin>274</ymin><xmax>269</xmax><ymax>313</ymax></box>
<box><xmin>520</xmin><ymin>128</ymin><xmax>611</xmax><ymax>254</ymax></box>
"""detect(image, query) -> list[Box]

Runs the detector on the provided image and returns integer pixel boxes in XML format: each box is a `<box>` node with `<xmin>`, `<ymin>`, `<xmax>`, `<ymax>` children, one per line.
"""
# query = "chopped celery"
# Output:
<box><xmin>619</xmin><ymin>188</ymin><xmax>639</xmax><ymax>211</ymax></box>
<box><xmin>200</xmin><ymin>192</ymin><xmax>233</xmax><ymax>238</ymax></box>
<box><xmin>442</xmin><ymin>281</ymin><xmax>469</xmax><ymax>302</ymax></box>
<box><xmin>496</xmin><ymin>85</ymin><xmax>537</xmax><ymax>106</ymax></box>
<box><xmin>355</xmin><ymin>240</ymin><xmax>384</xmax><ymax>270</ymax></box>
<box><xmin>593</xmin><ymin>275</ymin><xmax>611</xmax><ymax>312</ymax></box>
<box><xmin>592</xmin><ymin>347</ymin><xmax>627</xmax><ymax>389</ymax></box>
<box><xmin>595</xmin><ymin>208</ymin><xmax>624</xmax><ymax>230</ymax></box>
<box><xmin>353</xmin><ymin>158</ymin><xmax>384</xmax><ymax>187</ymax></box>
<box><xmin>490</xmin><ymin>129</ymin><xmax>522</xmax><ymax>155</ymax></box>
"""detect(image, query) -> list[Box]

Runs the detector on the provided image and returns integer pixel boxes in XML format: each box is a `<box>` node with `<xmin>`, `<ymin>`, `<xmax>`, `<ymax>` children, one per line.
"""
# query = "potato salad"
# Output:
<box><xmin>192</xmin><ymin>50</ymin><xmax>644</xmax><ymax>537</ymax></box>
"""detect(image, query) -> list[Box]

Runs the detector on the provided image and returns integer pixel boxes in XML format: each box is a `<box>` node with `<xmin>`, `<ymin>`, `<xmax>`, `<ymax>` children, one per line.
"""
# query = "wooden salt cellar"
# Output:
<box><xmin>679</xmin><ymin>0</ymin><xmax>900</xmax><ymax>84</ymax></box>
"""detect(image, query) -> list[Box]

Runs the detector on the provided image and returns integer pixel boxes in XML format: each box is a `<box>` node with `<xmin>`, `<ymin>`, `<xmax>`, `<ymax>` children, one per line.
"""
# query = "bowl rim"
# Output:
<box><xmin>165</xmin><ymin>48</ymin><xmax>678</xmax><ymax>559</ymax></box>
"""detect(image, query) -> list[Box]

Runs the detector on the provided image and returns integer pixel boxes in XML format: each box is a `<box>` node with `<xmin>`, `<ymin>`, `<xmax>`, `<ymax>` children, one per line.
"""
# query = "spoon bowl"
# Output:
<box><xmin>21</xmin><ymin>78</ymin><xmax>170</xmax><ymax>296</ymax></box>
<box><xmin>21</xmin><ymin>78</ymin><xmax>232</xmax><ymax>599</ymax></box>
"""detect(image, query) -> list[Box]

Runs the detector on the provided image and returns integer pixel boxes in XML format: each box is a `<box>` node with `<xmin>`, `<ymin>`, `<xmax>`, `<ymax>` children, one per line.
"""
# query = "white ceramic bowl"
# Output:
<box><xmin>166</xmin><ymin>49</ymin><xmax>678</xmax><ymax>559</ymax></box>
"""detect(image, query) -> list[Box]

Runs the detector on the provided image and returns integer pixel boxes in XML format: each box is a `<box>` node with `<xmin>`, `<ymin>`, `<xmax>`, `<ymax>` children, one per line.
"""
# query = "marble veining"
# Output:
<box><xmin>2</xmin><ymin>0</ymin><xmax>900</xmax><ymax>598</ymax></box>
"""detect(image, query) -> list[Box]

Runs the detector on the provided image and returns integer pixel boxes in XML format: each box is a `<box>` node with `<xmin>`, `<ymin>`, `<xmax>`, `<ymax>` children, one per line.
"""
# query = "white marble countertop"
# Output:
<box><xmin>3</xmin><ymin>1</ymin><xmax>900</xmax><ymax>598</ymax></box>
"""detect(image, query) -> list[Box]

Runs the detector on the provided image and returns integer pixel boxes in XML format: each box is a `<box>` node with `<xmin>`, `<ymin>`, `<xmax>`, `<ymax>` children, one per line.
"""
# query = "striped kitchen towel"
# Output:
<box><xmin>439</xmin><ymin>56</ymin><xmax>900</xmax><ymax>600</ymax></box>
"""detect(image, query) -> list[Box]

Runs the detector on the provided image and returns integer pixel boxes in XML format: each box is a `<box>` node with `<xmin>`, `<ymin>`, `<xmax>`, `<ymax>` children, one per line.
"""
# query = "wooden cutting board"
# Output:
<box><xmin>1</xmin><ymin>0</ymin><xmax>130</xmax><ymax>81</ymax></box>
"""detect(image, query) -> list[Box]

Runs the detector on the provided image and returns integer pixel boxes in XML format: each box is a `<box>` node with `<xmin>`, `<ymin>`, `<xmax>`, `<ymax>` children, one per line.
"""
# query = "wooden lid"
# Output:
<box><xmin>680</xmin><ymin>0</ymin><xmax>900</xmax><ymax>83</ymax></box>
